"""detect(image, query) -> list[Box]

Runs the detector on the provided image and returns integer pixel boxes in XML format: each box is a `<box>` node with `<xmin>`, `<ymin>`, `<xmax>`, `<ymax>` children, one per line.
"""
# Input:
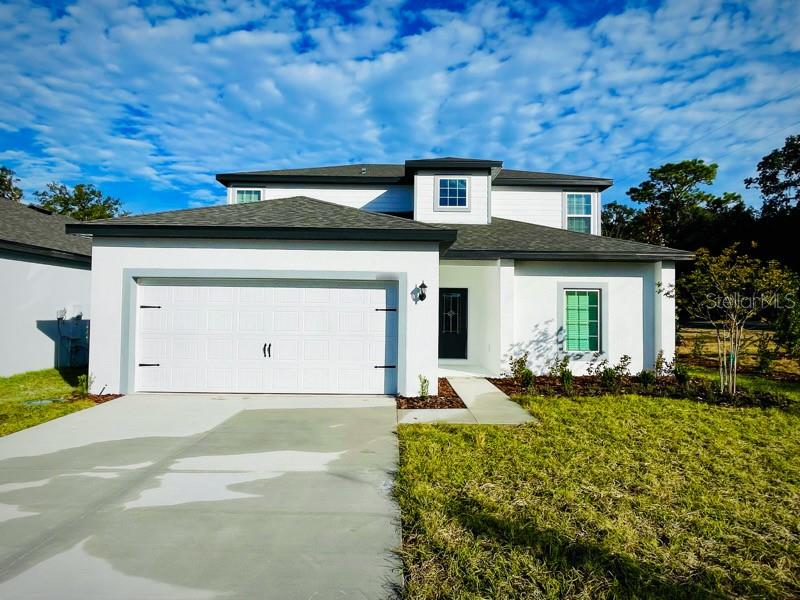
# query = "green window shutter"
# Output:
<box><xmin>564</xmin><ymin>290</ymin><xmax>600</xmax><ymax>352</ymax></box>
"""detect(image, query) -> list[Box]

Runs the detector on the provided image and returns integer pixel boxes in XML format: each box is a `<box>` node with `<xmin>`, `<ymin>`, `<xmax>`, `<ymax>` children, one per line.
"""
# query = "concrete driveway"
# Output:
<box><xmin>0</xmin><ymin>394</ymin><xmax>400</xmax><ymax>600</ymax></box>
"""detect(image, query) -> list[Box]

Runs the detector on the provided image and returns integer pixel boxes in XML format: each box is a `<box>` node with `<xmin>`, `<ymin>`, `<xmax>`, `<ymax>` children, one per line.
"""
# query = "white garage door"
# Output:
<box><xmin>134</xmin><ymin>279</ymin><xmax>398</xmax><ymax>394</ymax></box>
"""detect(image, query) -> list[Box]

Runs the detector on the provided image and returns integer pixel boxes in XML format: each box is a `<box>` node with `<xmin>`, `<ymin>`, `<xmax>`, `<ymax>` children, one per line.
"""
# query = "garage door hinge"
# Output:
<box><xmin>139</xmin><ymin>305</ymin><xmax>162</xmax><ymax>309</ymax></box>
<box><xmin>138</xmin><ymin>363</ymin><xmax>160</xmax><ymax>367</ymax></box>
<box><xmin>374</xmin><ymin>308</ymin><xmax>397</xmax><ymax>312</ymax></box>
<box><xmin>374</xmin><ymin>365</ymin><xmax>396</xmax><ymax>369</ymax></box>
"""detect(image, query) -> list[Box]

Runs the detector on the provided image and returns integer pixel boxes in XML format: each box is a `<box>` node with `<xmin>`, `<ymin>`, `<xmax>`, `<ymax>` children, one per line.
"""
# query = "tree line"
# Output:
<box><xmin>604</xmin><ymin>134</ymin><xmax>800</xmax><ymax>389</ymax></box>
<box><xmin>0</xmin><ymin>167</ymin><xmax>126</xmax><ymax>220</ymax></box>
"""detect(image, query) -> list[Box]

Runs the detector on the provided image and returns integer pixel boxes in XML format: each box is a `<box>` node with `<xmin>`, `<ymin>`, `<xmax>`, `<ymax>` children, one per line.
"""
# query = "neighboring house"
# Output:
<box><xmin>0</xmin><ymin>202</ymin><xmax>91</xmax><ymax>377</ymax></box>
<box><xmin>68</xmin><ymin>157</ymin><xmax>691</xmax><ymax>397</ymax></box>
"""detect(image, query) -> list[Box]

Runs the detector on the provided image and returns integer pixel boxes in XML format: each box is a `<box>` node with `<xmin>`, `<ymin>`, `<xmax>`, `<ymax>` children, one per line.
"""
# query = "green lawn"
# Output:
<box><xmin>0</xmin><ymin>368</ymin><xmax>94</xmax><ymax>437</ymax></box>
<box><xmin>689</xmin><ymin>366</ymin><xmax>800</xmax><ymax>403</ymax></box>
<box><xmin>396</xmin><ymin>395</ymin><xmax>800</xmax><ymax>599</ymax></box>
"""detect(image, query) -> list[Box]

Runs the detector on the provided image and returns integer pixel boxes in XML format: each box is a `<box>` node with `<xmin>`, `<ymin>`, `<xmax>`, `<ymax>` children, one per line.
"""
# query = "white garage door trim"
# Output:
<box><xmin>132</xmin><ymin>277</ymin><xmax>399</xmax><ymax>395</ymax></box>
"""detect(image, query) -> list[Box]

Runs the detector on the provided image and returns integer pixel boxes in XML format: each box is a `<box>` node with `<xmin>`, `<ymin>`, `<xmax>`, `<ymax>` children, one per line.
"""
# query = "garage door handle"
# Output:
<box><xmin>267</xmin><ymin>343</ymin><xmax>271</xmax><ymax>358</ymax></box>
<box><xmin>262</xmin><ymin>343</ymin><xmax>267</xmax><ymax>358</ymax></box>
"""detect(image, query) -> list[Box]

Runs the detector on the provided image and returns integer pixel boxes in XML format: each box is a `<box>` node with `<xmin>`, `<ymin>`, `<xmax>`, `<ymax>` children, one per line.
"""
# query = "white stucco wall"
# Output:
<box><xmin>0</xmin><ymin>253</ymin><xmax>91</xmax><ymax>377</ymax></box>
<box><xmin>512</xmin><ymin>261</ymin><xmax>664</xmax><ymax>375</ymax></box>
<box><xmin>88</xmin><ymin>238</ymin><xmax>440</xmax><ymax>396</ymax></box>
<box><xmin>414</xmin><ymin>170</ymin><xmax>491</xmax><ymax>224</ymax></box>
<box><xmin>229</xmin><ymin>183</ymin><xmax>413</xmax><ymax>213</ymax></box>
<box><xmin>491</xmin><ymin>186</ymin><xmax>602</xmax><ymax>234</ymax></box>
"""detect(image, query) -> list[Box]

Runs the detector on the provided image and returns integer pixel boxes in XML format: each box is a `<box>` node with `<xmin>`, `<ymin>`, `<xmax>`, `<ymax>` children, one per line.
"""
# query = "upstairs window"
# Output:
<box><xmin>236</xmin><ymin>189</ymin><xmax>262</xmax><ymax>204</ymax></box>
<box><xmin>566</xmin><ymin>193</ymin><xmax>592</xmax><ymax>233</ymax></box>
<box><xmin>437</xmin><ymin>178</ymin><xmax>468</xmax><ymax>209</ymax></box>
<box><xmin>564</xmin><ymin>289</ymin><xmax>600</xmax><ymax>352</ymax></box>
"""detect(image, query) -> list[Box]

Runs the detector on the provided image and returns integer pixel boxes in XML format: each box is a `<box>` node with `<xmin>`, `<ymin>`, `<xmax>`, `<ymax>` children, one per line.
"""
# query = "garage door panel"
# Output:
<box><xmin>303</xmin><ymin>311</ymin><xmax>331</xmax><ymax>333</ymax></box>
<box><xmin>273</xmin><ymin>310</ymin><xmax>300</xmax><ymax>332</ymax></box>
<box><xmin>173</xmin><ymin>310</ymin><xmax>202</xmax><ymax>331</ymax></box>
<box><xmin>237</xmin><ymin>311</ymin><xmax>266</xmax><ymax>333</ymax></box>
<box><xmin>135</xmin><ymin>280</ymin><xmax>398</xmax><ymax>394</ymax></box>
<box><xmin>207</xmin><ymin>310</ymin><xmax>234</xmax><ymax>332</ymax></box>
<box><xmin>172</xmin><ymin>338</ymin><xmax>202</xmax><ymax>360</ymax></box>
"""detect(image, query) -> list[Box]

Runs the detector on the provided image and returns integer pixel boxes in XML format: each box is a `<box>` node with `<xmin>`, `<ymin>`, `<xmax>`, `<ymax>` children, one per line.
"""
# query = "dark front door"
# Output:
<box><xmin>439</xmin><ymin>288</ymin><xmax>468</xmax><ymax>359</ymax></box>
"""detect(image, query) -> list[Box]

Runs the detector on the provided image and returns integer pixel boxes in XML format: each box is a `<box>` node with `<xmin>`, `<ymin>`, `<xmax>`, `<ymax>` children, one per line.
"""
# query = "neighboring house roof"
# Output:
<box><xmin>216</xmin><ymin>159</ymin><xmax>613</xmax><ymax>190</ymax></box>
<box><xmin>68</xmin><ymin>195</ymin><xmax>691</xmax><ymax>262</ymax></box>
<box><xmin>0</xmin><ymin>201</ymin><xmax>92</xmax><ymax>264</ymax></box>
<box><xmin>440</xmin><ymin>218</ymin><xmax>693</xmax><ymax>262</ymax></box>
<box><xmin>66</xmin><ymin>196</ymin><xmax>458</xmax><ymax>245</ymax></box>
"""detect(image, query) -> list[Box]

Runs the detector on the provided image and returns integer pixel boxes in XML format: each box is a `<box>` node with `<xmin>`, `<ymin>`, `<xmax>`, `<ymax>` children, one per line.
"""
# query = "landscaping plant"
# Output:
<box><xmin>417</xmin><ymin>375</ymin><xmax>429</xmax><ymax>398</ymax></box>
<box><xmin>679</xmin><ymin>246</ymin><xmax>795</xmax><ymax>395</ymax></box>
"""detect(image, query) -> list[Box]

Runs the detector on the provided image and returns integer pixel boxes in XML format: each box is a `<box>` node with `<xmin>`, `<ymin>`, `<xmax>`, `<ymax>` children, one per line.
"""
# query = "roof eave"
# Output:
<box><xmin>443</xmin><ymin>249</ymin><xmax>694</xmax><ymax>262</ymax></box>
<box><xmin>493</xmin><ymin>177</ymin><xmax>614</xmax><ymax>190</ymax></box>
<box><xmin>215</xmin><ymin>173</ymin><xmax>410</xmax><ymax>186</ymax></box>
<box><xmin>65</xmin><ymin>223</ymin><xmax>457</xmax><ymax>245</ymax></box>
<box><xmin>0</xmin><ymin>240</ymin><xmax>91</xmax><ymax>265</ymax></box>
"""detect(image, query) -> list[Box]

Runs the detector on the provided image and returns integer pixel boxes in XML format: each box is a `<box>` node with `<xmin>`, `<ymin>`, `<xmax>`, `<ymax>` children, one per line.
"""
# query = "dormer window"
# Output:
<box><xmin>436</xmin><ymin>177</ymin><xmax>469</xmax><ymax>210</ymax></box>
<box><xmin>566</xmin><ymin>193</ymin><xmax>593</xmax><ymax>233</ymax></box>
<box><xmin>235</xmin><ymin>189</ymin><xmax>262</xmax><ymax>204</ymax></box>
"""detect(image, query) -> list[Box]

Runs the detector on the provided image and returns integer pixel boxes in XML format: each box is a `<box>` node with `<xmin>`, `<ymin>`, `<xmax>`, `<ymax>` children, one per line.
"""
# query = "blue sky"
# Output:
<box><xmin>1</xmin><ymin>0</ymin><xmax>798</xmax><ymax>214</ymax></box>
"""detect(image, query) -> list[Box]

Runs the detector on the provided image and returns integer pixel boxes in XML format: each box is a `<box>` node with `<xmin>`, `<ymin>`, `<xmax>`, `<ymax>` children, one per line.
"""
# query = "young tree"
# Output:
<box><xmin>745</xmin><ymin>133</ymin><xmax>800</xmax><ymax>215</ymax></box>
<box><xmin>0</xmin><ymin>166</ymin><xmax>23</xmax><ymax>202</ymax></box>
<box><xmin>34</xmin><ymin>182</ymin><xmax>126</xmax><ymax>221</ymax></box>
<box><xmin>679</xmin><ymin>246</ymin><xmax>795</xmax><ymax>394</ymax></box>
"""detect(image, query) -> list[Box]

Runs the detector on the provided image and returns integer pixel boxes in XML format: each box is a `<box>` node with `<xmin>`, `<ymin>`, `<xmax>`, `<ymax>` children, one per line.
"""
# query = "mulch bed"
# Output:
<box><xmin>396</xmin><ymin>378</ymin><xmax>467</xmax><ymax>409</ymax></box>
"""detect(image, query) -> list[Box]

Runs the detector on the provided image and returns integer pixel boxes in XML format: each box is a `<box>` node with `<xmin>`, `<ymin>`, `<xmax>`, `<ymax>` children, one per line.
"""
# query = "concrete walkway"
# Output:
<box><xmin>0</xmin><ymin>393</ymin><xmax>400</xmax><ymax>600</ymax></box>
<box><xmin>398</xmin><ymin>378</ymin><xmax>532</xmax><ymax>425</ymax></box>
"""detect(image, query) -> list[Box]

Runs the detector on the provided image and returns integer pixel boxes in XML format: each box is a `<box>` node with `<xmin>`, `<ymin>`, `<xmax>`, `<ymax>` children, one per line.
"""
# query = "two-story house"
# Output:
<box><xmin>69</xmin><ymin>157</ymin><xmax>691</xmax><ymax>397</ymax></box>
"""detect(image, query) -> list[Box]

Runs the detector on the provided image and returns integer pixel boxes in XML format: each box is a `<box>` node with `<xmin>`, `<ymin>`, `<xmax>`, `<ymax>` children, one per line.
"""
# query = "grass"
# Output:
<box><xmin>0</xmin><ymin>368</ymin><xmax>94</xmax><ymax>437</ymax></box>
<box><xmin>677</xmin><ymin>327</ymin><xmax>800</xmax><ymax>378</ymax></box>
<box><xmin>690</xmin><ymin>366</ymin><xmax>800</xmax><ymax>403</ymax></box>
<box><xmin>396</xmin><ymin>395</ymin><xmax>800</xmax><ymax>599</ymax></box>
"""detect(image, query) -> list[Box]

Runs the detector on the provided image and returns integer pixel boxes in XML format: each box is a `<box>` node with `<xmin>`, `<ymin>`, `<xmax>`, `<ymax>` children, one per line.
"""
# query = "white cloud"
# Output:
<box><xmin>0</xmin><ymin>0</ymin><xmax>798</xmax><ymax>209</ymax></box>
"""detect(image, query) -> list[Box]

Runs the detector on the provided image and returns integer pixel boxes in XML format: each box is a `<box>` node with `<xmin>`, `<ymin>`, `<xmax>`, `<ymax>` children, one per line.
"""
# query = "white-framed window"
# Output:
<box><xmin>235</xmin><ymin>189</ymin><xmax>262</xmax><ymax>204</ymax></box>
<box><xmin>565</xmin><ymin>192</ymin><xmax>593</xmax><ymax>233</ymax></box>
<box><xmin>435</xmin><ymin>177</ymin><xmax>469</xmax><ymax>210</ymax></box>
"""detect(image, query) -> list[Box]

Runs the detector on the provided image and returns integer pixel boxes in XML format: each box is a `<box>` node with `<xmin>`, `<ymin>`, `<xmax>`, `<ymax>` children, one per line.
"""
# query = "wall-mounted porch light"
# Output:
<box><xmin>418</xmin><ymin>281</ymin><xmax>428</xmax><ymax>301</ymax></box>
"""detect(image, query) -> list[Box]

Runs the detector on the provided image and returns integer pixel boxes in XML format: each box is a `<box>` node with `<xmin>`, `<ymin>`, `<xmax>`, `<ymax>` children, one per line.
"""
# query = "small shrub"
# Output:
<box><xmin>599</xmin><ymin>355</ymin><xmax>631</xmax><ymax>392</ymax></box>
<box><xmin>519</xmin><ymin>367</ymin><xmax>534</xmax><ymax>389</ymax></box>
<box><xmin>560</xmin><ymin>368</ymin><xmax>574</xmax><ymax>396</ymax></box>
<box><xmin>418</xmin><ymin>375</ymin><xmax>430</xmax><ymax>398</ymax></box>
<box><xmin>691</xmin><ymin>336</ymin><xmax>704</xmax><ymax>361</ymax></box>
<box><xmin>508</xmin><ymin>352</ymin><xmax>530</xmax><ymax>382</ymax></box>
<box><xmin>547</xmin><ymin>357</ymin><xmax>574</xmax><ymax>396</ymax></box>
<box><xmin>75</xmin><ymin>373</ymin><xmax>93</xmax><ymax>399</ymax></box>
<box><xmin>654</xmin><ymin>350</ymin><xmax>667</xmax><ymax>377</ymax></box>
<box><xmin>637</xmin><ymin>369</ymin><xmax>656</xmax><ymax>387</ymax></box>
<box><xmin>755</xmin><ymin>333</ymin><xmax>776</xmax><ymax>375</ymax></box>
<box><xmin>673</xmin><ymin>363</ymin><xmax>690</xmax><ymax>387</ymax></box>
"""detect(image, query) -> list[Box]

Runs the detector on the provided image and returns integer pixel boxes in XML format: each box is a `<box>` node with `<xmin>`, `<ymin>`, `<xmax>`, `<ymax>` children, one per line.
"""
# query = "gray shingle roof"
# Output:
<box><xmin>0</xmin><ymin>202</ymin><xmax>91</xmax><ymax>260</ymax></box>
<box><xmin>216</xmin><ymin>160</ymin><xmax>612</xmax><ymax>189</ymax></box>
<box><xmin>66</xmin><ymin>196</ymin><xmax>457</xmax><ymax>244</ymax></box>
<box><xmin>439</xmin><ymin>218</ymin><xmax>693</xmax><ymax>261</ymax></box>
<box><xmin>69</xmin><ymin>195</ymin><xmax>691</xmax><ymax>262</ymax></box>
